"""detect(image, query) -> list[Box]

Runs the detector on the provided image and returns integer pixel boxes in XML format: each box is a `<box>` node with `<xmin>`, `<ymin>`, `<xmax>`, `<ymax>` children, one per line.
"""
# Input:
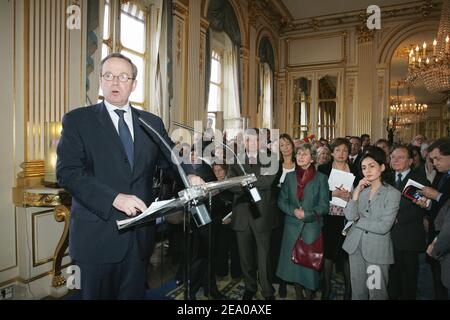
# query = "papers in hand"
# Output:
<box><xmin>328</xmin><ymin>169</ymin><xmax>356</xmax><ymax>208</ymax></box>
<box><xmin>116</xmin><ymin>199</ymin><xmax>176</xmax><ymax>230</ymax></box>
<box><xmin>222</xmin><ymin>211</ymin><xmax>233</xmax><ymax>222</ymax></box>
<box><xmin>402</xmin><ymin>179</ymin><xmax>431</xmax><ymax>207</ymax></box>
<box><xmin>342</xmin><ymin>220</ymin><xmax>353</xmax><ymax>236</ymax></box>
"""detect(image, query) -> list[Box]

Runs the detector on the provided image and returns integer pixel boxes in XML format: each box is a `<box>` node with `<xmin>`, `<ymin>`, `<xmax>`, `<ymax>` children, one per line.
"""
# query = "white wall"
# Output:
<box><xmin>0</xmin><ymin>0</ymin><xmax>18</xmax><ymax>280</ymax></box>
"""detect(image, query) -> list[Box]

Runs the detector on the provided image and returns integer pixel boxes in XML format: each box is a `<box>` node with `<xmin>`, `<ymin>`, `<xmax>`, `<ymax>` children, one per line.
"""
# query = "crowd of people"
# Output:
<box><xmin>57</xmin><ymin>53</ymin><xmax>448</xmax><ymax>300</ymax></box>
<box><xmin>161</xmin><ymin>131</ymin><xmax>450</xmax><ymax>301</ymax></box>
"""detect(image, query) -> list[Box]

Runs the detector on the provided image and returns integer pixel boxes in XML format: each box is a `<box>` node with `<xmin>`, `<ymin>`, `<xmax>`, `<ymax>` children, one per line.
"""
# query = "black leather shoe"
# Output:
<box><xmin>242</xmin><ymin>290</ymin><xmax>255</xmax><ymax>300</ymax></box>
<box><xmin>265</xmin><ymin>295</ymin><xmax>275</xmax><ymax>300</ymax></box>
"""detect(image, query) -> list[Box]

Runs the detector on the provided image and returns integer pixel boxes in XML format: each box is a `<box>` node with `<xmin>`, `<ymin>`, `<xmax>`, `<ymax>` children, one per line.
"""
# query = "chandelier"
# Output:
<box><xmin>388</xmin><ymin>82</ymin><xmax>428</xmax><ymax>127</ymax></box>
<box><xmin>406</xmin><ymin>0</ymin><xmax>450</xmax><ymax>94</ymax></box>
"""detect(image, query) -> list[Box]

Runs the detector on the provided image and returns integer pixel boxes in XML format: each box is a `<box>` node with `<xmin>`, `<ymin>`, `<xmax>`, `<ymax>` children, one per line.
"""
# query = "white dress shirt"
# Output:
<box><xmin>104</xmin><ymin>100</ymin><xmax>135</xmax><ymax>141</ymax></box>
<box><xmin>395</xmin><ymin>168</ymin><xmax>411</xmax><ymax>183</ymax></box>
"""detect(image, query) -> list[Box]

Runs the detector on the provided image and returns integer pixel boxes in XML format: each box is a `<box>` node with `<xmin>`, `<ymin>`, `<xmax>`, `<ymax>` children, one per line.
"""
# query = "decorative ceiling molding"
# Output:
<box><xmin>266</xmin><ymin>0</ymin><xmax>442</xmax><ymax>33</ymax></box>
<box><xmin>248</xmin><ymin>0</ymin><xmax>284</xmax><ymax>32</ymax></box>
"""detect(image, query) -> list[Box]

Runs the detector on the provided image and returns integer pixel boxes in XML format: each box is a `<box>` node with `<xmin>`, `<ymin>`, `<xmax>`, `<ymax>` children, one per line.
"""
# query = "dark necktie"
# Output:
<box><xmin>349</xmin><ymin>156</ymin><xmax>355</xmax><ymax>164</ymax></box>
<box><xmin>114</xmin><ymin>109</ymin><xmax>134</xmax><ymax>169</ymax></box>
<box><xmin>396</xmin><ymin>173</ymin><xmax>403</xmax><ymax>190</ymax></box>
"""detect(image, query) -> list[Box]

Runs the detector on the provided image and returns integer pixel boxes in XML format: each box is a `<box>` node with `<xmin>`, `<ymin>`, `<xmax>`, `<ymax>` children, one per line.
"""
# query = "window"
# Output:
<box><xmin>261</xmin><ymin>63</ymin><xmax>273</xmax><ymax>129</ymax></box>
<box><xmin>317</xmin><ymin>75</ymin><xmax>337</xmax><ymax>140</ymax></box>
<box><xmin>208</xmin><ymin>50</ymin><xmax>223</xmax><ymax>112</ymax></box>
<box><xmin>100</xmin><ymin>0</ymin><xmax>147</xmax><ymax>108</ymax></box>
<box><xmin>293</xmin><ymin>77</ymin><xmax>312</xmax><ymax>139</ymax></box>
<box><xmin>291</xmin><ymin>72</ymin><xmax>341</xmax><ymax>140</ymax></box>
<box><xmin>208</xmin><ymin>31</ymin><xmax>241</xmax><ymax>139</ymax></box>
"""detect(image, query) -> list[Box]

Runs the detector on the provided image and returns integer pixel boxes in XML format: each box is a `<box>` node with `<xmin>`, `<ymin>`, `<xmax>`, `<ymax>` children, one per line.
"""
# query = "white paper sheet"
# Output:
<box><xmin>222</xmin><ymin>211</ymin><xmax>233</xmax><ymax>222</ymax></box>
<box><xmin>116</xmin><ymin>199</ymin><xmax>177</xmax><ymax>228</ymax></box>
<box><xmin>328</xmin><ymin>168</ymin><xmax>356</xmax><ymax>208</ymax></box>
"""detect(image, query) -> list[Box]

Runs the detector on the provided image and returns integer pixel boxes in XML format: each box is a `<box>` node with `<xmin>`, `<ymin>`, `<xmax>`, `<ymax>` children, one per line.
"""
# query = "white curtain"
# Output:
<box><xmin>262</xmin><ymin>63</ymin><xmax>273</xmax><ymax>129</ymax></box>
<box><xmin>223</xmin><ymin>44</ymin><xmax>241</xmax><ymax>130</ymax></box>
<box><xmin>148</xmin><ymin>0</ymin><xmax>163</xmax><ymax>115</ymax></box>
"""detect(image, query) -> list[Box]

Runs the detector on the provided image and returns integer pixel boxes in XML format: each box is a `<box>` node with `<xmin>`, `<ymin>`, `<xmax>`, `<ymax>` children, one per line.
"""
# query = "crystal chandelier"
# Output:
<box><xmin>389</xmin><ymin>82</ymin><xmax>428</xmax><ymax>126</ymax></box>
<box><xmin>406</xmin><ymin>0</ymin><xmax>450</xmax><ymax>94</ymax></box>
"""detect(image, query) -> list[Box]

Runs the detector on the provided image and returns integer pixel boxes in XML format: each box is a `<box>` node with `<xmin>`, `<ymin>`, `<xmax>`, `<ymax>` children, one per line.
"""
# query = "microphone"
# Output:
<box><xmin>138</xmin><ymin>117</ymin><xmax>212</xmax><ymax>227</ymax></box>
<box><xmin>172</xmin><ymin>121</ymin><xmax>262</xmax><ymax>219</ymax></box>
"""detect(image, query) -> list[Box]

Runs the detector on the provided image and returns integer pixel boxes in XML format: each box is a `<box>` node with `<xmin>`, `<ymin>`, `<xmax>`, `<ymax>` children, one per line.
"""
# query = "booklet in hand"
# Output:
<box><xmin>401</xmin><ymin>179</ymin><xmax>431</xmax><ymax>207</ymax></box>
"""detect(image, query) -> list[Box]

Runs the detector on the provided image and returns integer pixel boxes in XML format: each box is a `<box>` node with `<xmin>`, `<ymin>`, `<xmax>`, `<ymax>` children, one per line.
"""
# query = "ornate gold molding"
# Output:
<box><xmin>356</xmin><ymin>24</ymin><xmax>374</xmax><ymax>43</ymax></box>
<box><xmin>13</xmin><ymin>187</ymin><xmax>71</xmax><ymax>207</ymax></box>
<box><xmin>348</xmin><ymin>77</ymin><xmax>356</xmax><ymax>104</ymax></box>
<box><xmin>176</xmin><ymin>20</ymin><xmax>183</xmax><ymax>66</ymax></box>
<box><xmin>51</xmin><ymin>205</ymin><xmax>71</xmax><ymax>288</ymax></box>
<box><xmin>282</xmin><ymin>1</ymin><xmax>441</xmax><ymax>33</ymax></box>
<box><xmin>200</xmin><ymin>18</ymin><xmax>209</xmax><ymax>30</ymax></box>
<box><xmin>173</xmin><ymin>1</ymin><xmax>188</xmax><ymax>17</ymax></box>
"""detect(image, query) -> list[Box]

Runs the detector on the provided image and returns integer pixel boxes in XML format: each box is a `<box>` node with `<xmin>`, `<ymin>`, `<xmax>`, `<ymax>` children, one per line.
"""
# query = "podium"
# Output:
<box><xmin>116</xmin><ymin>173</ymin><xmax>257</xmax><ymax>299</ymax></box>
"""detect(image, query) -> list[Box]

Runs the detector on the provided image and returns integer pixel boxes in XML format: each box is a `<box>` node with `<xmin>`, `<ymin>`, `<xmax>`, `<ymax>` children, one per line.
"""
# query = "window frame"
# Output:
<box><xmin>288</xmin><ymin>69</ymin><xmax>343</xmax><ymax>140</ymax></box>
<box><xmin>99</xmin><ymin>0</ymin><xmax>149</xmax><ymax>109</ymax></box>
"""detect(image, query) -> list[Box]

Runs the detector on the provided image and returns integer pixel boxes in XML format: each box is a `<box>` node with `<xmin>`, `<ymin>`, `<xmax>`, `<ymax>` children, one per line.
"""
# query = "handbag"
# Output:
<box><xmin>291</xmin><ymin>214</ymin><xmax>324</xmax><ymax>271</ymax></box>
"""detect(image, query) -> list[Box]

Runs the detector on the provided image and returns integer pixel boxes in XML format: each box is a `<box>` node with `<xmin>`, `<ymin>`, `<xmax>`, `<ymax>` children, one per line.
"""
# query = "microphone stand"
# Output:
<box><xmin>172</xmin><ymin>121</ymin><xmax>262</xmax><ymax>218</ymax></box>
<box><xmin>138</xmin><ymin>117</ymin><xmax>211</xmax><ymax>300</ymax></box>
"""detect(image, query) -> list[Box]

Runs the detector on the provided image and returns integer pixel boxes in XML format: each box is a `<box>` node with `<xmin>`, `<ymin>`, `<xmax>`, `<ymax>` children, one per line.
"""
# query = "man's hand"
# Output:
<box><xmin>419</xmin><ymin>187</ymin><xmax>440</xmax><ymax>201</ymax></box>
<box><xmin>222</xmin><ymin>217</ymin><xmax>232</xmax><ymax>225</ymax></box>
<box><xmin>113</xmin><ymin>193</ymin><xmax>147</xmax><ymax>217</ymax></box>
<box><xmin>188</xmin><ymin>174</ymin><xmax>205</xmax><ymax>186</ymax></box>
<box><xmin>426</xmin><ymin>238</ymin><xmax>436</xmax><ymax>257</ymax></box>
<box><xmin>413</xmin><ymin>197</ymin><xmax>430</xmax><ymax>209</ymax></box>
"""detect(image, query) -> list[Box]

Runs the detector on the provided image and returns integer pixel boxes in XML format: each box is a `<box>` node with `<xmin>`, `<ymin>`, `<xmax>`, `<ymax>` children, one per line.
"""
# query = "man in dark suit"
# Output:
<box><xmin>419</xmin><ymin>138</ymin><xmax>450</xmax><ymax>299</ymax></box>
<box><xmin>388</xmin><ymin>145</ymin><xmax>429</xmax><ymax>300</ymax></box>
<box><xmin>56</xmin><ymin>53</ymin><xmax>203</xmax><ymax>299</ymax></box>
<box><xmin>348</xmin><ymin>136</ymin><xmax>363</xmax><ymax>166</ymax></box>
<box><xmin>428</xmin><ymin>199</ymin><xmax>450</xmax><ymax>298</ymax></box>
<box><xmin>228</xmin><ymin>129</ymin><xmax>279</xmax><ymax>300</ymax></box>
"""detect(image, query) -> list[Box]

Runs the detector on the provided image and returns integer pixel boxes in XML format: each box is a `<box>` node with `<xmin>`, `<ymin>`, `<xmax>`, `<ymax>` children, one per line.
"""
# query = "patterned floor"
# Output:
<box><xmin>166</xmin><ymin>272</ymin><xmax>346</xmax><ymax>300</ymax></box>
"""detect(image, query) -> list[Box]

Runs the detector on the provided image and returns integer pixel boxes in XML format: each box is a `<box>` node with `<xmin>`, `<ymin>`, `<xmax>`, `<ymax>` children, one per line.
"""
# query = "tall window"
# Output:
<box><xmin>208</xmin><ymin>50</ymin><xmax>223</xmax><ymax>112</ymax></box>
<box><xmin>317</xmin><ymin>76</ymin><xmax>337</xmax><ymax>140</ymax></box>
<box><xmin>291</xmin><ymin>72</ymin><xmax>340</xmax><ymax>140</ymax></box>
<box><xmin>100</xmin><ymin>0</ymin><xmax>147</xmax><ymax>108</ymax></box>
<box><xmin>208</xmin><ymin>31</ymin><xmax>241</xmax><ymax>138</ymax></box>
<box><xmin>293</xmin><ymin>77</ymin><xmax>312</xmax><ymax>139</ymax></box>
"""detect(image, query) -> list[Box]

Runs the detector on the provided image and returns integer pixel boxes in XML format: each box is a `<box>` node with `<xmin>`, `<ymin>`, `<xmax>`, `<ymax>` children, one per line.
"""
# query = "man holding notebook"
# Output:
<box><xmin>388</xmin><ymin>145</ymin><xmax>429</xmax><ymax>300</ymax></box>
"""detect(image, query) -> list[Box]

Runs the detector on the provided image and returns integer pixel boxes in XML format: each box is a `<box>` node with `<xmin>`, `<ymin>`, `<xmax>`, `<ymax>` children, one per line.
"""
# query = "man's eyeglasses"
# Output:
<box><xmin>101</xmin><ymin>72</ymin><xmax>134</xmax><ymax>82</ymax></box>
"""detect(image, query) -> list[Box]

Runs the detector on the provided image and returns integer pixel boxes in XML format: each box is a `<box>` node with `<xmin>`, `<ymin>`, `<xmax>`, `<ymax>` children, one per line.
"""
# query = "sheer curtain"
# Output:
<box><xmin>148</xmin><ymin>0</ymin><xmax>163</xmax><ymax>115</ymax></box>
<box><xmin>222</xmin><ymin>42</ymin><xmax>241</xmax><ymax>130</ymax></box>
<box><xmin>262</xmin><ymin>63</ymin><xmax>273</xmax><ymax>129</ymax></box>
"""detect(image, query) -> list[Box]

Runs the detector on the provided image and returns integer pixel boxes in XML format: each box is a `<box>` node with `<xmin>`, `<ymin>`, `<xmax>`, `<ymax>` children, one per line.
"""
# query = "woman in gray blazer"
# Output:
<box><xmin>343</xmin><ymin>147</ymin><xmax>401</xmax><ymax>300</ymax></box>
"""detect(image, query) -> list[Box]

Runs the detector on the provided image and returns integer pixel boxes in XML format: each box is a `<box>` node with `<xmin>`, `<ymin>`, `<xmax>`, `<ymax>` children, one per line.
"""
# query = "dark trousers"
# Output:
<box><xmin>77</xmin><ymin>239</ymin><xmax>147</xmax><ymax>300</ymax></box>
<box><xmin>429</xmin><ymin>258</ymin><xmax>449</xmax><ymax>300</ymax></box>
<box><xmin>388</xmin><ymin>248</ymin><xmax>419</xmax><ymax>300</ymax></box>
<box><xmin>236</xmin><ymin>225</ymin><xmax>274</xmax><ymax>298</ymax></box>
<box><xmin>215</xmin><ymin>225</ymin><xmax>241</xmax><ymax>278</ymax></box>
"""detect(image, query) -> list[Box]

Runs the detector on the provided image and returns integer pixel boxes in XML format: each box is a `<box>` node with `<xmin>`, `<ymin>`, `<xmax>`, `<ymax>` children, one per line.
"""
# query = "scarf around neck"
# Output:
<box><xmin>296</xmin><ymin>165</ymin><xmax>316</xmax><ymax>200</ymax></box>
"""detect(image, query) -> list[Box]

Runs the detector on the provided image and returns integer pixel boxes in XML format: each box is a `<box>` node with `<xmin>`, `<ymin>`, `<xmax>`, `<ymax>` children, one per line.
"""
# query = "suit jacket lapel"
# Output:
<box><xmin>94</xmin><ymin>102</ymin><xmax>127</xmax><ymax>154</ymax></box>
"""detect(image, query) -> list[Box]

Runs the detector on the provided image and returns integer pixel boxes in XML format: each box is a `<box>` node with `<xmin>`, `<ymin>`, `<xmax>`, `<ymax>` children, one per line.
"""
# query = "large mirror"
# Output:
<box><xmin>389</xmin><ymin>31</ymin><xmax>449</xmax><ymax>143</ymax></box>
